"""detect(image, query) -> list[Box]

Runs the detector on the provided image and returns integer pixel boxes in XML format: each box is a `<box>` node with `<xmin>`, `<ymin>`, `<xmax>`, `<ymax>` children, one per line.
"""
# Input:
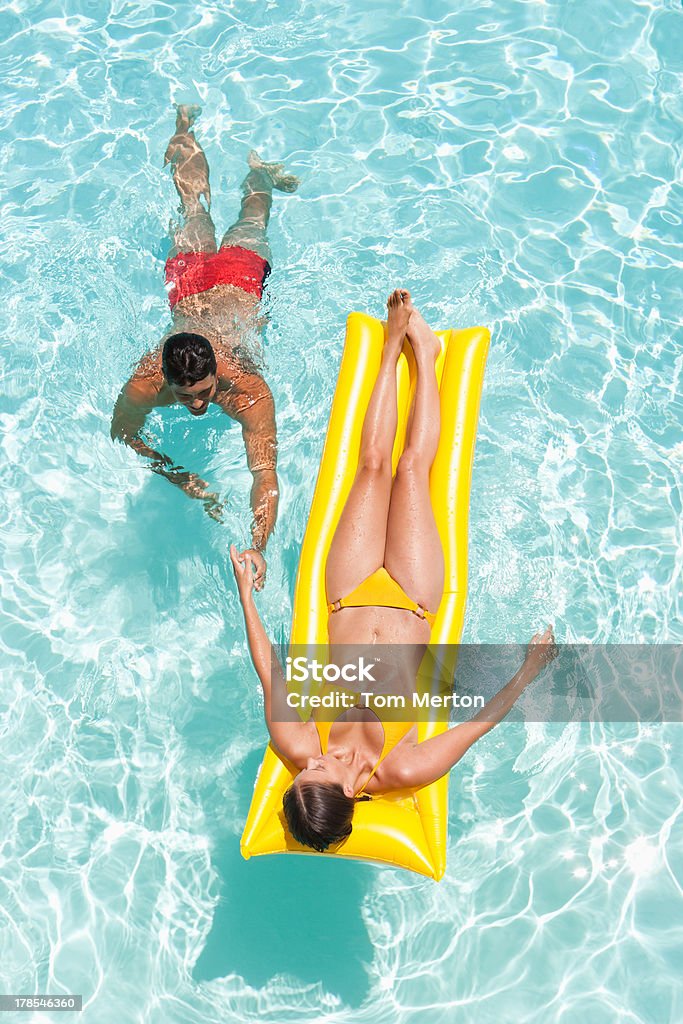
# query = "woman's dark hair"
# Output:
<box><xmin>162</xmin><ymin>332</ymin><xmax>217</xmax><ymax>386</ymax></box>
<box><xmin>283</xmin><ymin>781</ymin><xmax>357</xmax><ymax>852</ymax></box>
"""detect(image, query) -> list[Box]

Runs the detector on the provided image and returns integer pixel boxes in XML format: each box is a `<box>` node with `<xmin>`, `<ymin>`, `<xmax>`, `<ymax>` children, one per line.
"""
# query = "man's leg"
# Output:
<box><xmin>325</xmin><ymin>289</ymin><xmax>410</xmax><ymax>602</ymax></box>
<box><xmin>164</xmin><ymin>105</ymin><xmax>217</xmax><ymax>258</ymax></box>
<box><xmin>383</xmin><ymin>307</ymin><xmax>445</xmax><ymax>612</ymax></box>
<box><xmin>219</xmin><ymin>151</ymin><xmax>299</xmax><ymax>266</ymax></box>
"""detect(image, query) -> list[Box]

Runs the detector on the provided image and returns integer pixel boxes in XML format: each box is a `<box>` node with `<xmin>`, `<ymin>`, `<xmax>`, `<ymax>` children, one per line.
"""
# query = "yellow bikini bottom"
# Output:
<box><xmin>327</xmin><ymin>566</ymin><xmax>437</xmax><ymax>628</ymax></box>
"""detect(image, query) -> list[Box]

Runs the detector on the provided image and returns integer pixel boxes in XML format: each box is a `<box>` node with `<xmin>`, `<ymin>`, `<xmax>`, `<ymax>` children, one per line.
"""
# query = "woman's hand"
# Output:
<box><xmin>241</xmin><ymin>548</ymin><xmax>266</xmax><ymax>590</ymax></box>
<box><xmin>524</xmin><ymin>624</ymin><xmax>558</xmax><ymax>678</ymax></box>
<box><xmin>230</xmin><ymin>543</ymin><xmax>258</xmax><ymax>599</ymax></box>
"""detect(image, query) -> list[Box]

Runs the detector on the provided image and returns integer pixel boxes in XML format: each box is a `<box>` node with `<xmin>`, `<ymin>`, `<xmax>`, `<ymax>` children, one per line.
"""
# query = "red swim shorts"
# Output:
<box><xmin>164</xmin><ymin>245</ymin><xmax>271</xmax><ymax>309</ymax></box>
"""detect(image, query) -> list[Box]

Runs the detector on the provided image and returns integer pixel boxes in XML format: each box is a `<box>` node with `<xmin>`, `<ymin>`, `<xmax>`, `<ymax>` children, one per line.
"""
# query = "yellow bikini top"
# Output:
<box><xmin>315</xmin><ymin>710</ymin><xmax>414</xmax><ymax>796</ymax></box>
<box><xmin>327</xmin><ymin>566</ymin><xmax>437</xmax><ymax>628</ymax></box>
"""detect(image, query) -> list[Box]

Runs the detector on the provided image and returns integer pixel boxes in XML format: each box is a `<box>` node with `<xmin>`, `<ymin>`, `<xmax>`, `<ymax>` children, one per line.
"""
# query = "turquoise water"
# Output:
<box><xmin>1</xmin><ymin>0</ymin><xmax>682</xmax><ymax>1020</ymax></box>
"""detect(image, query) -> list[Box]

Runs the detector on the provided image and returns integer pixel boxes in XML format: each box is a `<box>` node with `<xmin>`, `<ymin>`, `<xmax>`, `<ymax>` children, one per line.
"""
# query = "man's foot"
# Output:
<box><xmin>406</xmin><ymin>306</ymin><xmax>441</xmax><ymax>362</ymax></box>
<box><xmin>247</xmin><ymin>150</ymin><xmax>300</xmax><ymax>192</ymax></box>
<box><xmin>175</xmin><ymin>103</ymin><xmax>202</xmax><ymax>134</ymax></box>
<box><xmin>386</xmin><ymin>288</ymin><xmax>413</xmax><ymax>348</ymax></box>
<box><xmin>164</xmin><ymin>107</ymin><xmax>211</xmax><ymax>210</ymax></box>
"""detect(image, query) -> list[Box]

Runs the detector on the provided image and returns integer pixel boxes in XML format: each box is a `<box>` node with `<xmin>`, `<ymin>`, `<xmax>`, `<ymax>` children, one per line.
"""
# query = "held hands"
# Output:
<box><xmin>524</xmin><ymin>624</ymin><xmax>558</xmax><ymax>677</ymax></box>
<box><xmin>243</xmin><ymin>548</ymin><xmax>266</xmax><ymax>590</ymax></box>
<box><xmin>229</xmin><ymin>544</ymin><xmax>267</xmax><ymax>596</ymax></box>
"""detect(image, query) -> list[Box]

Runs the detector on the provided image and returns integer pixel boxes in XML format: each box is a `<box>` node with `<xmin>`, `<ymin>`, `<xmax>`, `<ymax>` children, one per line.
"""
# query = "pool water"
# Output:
<box><xmin>0</xmin><ymin>0</ymin><xmax>681</xmax><ymax>1021</ymax></box>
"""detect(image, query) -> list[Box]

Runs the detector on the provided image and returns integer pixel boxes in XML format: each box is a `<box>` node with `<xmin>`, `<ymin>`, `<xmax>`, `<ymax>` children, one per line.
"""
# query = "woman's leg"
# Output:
<box><xmin>383</xmin><ymin>307</ymin><xmax>445</xmax><ymax>612</ymax></box>
<box><xmin>164</xmin><ymin>105</ymin><xmax>217</xmax><ymax>258</ymax></box>
<box><xmin>220</xmin><ymin>151</ymin><xmax>299</xmax><ymax>266</ymax></box>
<box><xmin>325</xmin><ymin>289</ymin><xmax>411</xmax><ymax>602</ymax></box>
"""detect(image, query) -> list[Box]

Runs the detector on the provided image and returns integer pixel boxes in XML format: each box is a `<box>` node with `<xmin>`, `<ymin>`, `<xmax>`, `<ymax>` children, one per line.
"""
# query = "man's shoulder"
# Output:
<box><xmin>215</xmin><ymin>358</ymin><xmax>271</xmax><ymax>419</ymax></box>
<box><xmin>124</xmin><ymin>357</ymin><xmax>166</xmax><ymax>407</ymax></box>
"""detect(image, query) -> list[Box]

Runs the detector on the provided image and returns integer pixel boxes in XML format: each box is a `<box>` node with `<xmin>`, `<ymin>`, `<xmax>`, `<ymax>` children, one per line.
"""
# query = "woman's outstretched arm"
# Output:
<box><xmin>395</xmin><ymin>627</ymin><xmax>558</xmax><ymax>790</ymax></box>
<box><xmin>229</xmin><ymin>544</ymin><xmax>310</xmax><ymax>759</ymax></box>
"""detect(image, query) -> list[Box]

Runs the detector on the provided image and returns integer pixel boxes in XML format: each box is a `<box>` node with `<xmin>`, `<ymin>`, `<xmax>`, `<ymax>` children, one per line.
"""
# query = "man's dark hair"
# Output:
<box><xmin>282</xmin><ymin>781</ymin><xmax>356</xmax><ymax>852</ymax></box>
<box><xmin>162</xmin><ymin>332</ymin><xmax>217</xmax><ymax>386</ymax></box>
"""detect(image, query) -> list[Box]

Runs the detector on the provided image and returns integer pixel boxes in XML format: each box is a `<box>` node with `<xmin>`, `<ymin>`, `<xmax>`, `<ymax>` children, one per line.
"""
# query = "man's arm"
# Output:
<box><xmin>393</xmin><ymin>628</ymin><xmax>558</xmax><ymax>790</ymax></box>
<box><xmin>223</xmin><ymin>373</ymin><xmax>279</xmax><ymax>554</ymax></box>
<box><xmin>110</xmin><ymin>380</ymin><xmax>169</xmax><ymax>468</ymax></box>
<box><xmin>111</xmin><ymin>378</ymin><xmax>223</xmax><ymax>517</ymax></box>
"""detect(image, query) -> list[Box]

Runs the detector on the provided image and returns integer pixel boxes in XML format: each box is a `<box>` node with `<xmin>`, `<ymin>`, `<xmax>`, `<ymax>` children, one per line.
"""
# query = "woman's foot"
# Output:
<box><xmin>386</xmin><ymin>288</ymin><xmax>413</xmax><ymax>349</ymax></box>
<box><xmin>406</xmin><ymin>306</ymin><xmax>441</xmax><ymax>363</ymax></box>
<box><xmin>247</xmin><ymin>150</ymin><xmax>300</xmax><ymax>192</ymax></box>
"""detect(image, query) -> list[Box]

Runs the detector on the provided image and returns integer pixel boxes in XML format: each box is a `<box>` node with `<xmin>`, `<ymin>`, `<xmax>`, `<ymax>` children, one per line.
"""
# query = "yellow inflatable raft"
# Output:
<box><xmin>240</xmin><ymin>313</ymin><xmax>490</xmax><ymax>880</ymax></box>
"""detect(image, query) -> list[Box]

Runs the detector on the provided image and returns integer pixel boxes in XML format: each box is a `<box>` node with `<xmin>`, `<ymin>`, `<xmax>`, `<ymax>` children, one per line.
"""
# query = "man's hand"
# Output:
<box><xmin>230</xmin><ymin>544</ymin><xmax>261</xmax><ymax>599</ymax></box>
<box><xmin>171</xmin><ymin>471</ymin><xmax>224</xmax><ymax>522</ymax></box>
<box><xmin>524</xmin><ymin>625</ymin><xmax>558</xmax><ymax>679</ymax></box>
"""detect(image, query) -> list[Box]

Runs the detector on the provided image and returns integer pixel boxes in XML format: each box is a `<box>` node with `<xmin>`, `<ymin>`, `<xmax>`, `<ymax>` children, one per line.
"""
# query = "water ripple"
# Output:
<box><xmin>0</xmin><ymin>0</ymin><xmax>681</xmax><ymax>1020</ymax></box>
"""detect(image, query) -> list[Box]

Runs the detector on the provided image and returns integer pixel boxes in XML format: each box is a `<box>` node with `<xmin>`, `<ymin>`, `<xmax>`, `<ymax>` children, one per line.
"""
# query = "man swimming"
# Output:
<box><xmin>111</xmin><ymin>104</ymin><xmax>299</xmax><ymax>589</ymax></box>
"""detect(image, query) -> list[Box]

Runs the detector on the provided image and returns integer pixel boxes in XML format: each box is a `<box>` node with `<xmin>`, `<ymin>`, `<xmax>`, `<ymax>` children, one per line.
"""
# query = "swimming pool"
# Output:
<box><xmin>0</xmin><ymin>0</ymin><xmax>681</xmax><ymax>1020</ymax></box>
